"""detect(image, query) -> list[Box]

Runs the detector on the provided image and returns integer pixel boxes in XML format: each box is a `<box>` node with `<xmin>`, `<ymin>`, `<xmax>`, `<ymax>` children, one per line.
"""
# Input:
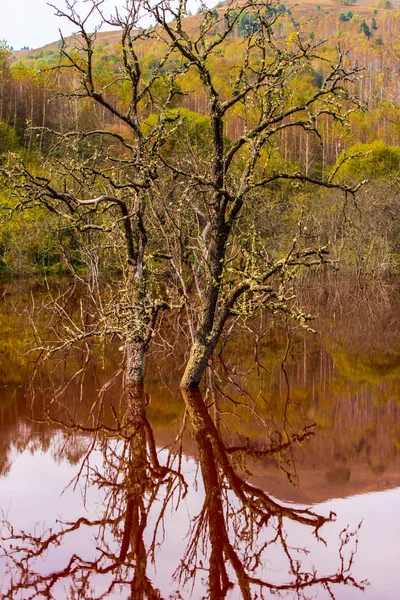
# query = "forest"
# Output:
<box><xmin>0</xmin><ymin>0</ymin><xmax>399</xmax><ymax>278</ymax></box>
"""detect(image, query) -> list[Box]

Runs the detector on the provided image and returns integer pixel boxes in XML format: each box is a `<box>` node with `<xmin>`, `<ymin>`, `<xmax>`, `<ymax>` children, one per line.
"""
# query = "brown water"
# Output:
<box><xmin>0</xmin><ymin>279</ymin><xmax>399</xmax><ymax>599</ymax></box>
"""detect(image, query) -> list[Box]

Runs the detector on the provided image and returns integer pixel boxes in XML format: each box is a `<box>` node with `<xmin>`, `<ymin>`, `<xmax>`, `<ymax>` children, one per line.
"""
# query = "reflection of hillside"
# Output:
<box><xmin>1</xmin><ymin>384</ymin><xmax>366</xmax><ymax>600</ymax></box>
<box><xmin>0</xmin><ymin>280</ymin><xmax>399</xmax><ymax>504</ymax></box>
<box><xmin>249</xmin><ymin>393</ymin><xmax>400</xmax><ymax>504</ymax></box>
<box><xmin>2</xmin><ymin>376</ymin><xmax>400</xmax><ymax>506</ymax></box>
<box><xmin>0</xmin><ymin>392</ymin><xmax>91</xmax><ymax>477</ymax></box>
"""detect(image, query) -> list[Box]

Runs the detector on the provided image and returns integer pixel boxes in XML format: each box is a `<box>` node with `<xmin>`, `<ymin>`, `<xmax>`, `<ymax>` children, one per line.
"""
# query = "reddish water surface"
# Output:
<box><xmin>0</xmin><ymin>279</ymin><xmax>399</xmax><ymax>599</ymax></box>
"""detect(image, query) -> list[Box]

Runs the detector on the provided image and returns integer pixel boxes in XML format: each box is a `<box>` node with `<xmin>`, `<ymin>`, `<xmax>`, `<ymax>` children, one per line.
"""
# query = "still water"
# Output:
<box><xmin>0</xmin><ymin>279</ymin><xmax>399</xmax><ymax>599</ymax></box>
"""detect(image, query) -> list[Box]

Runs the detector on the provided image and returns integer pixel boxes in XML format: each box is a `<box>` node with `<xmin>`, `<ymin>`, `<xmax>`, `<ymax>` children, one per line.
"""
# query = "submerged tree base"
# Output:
<box><xmin>180</xmin><ymin>341</ymin><xmax>215</xmax><ymax>388</ymax></box>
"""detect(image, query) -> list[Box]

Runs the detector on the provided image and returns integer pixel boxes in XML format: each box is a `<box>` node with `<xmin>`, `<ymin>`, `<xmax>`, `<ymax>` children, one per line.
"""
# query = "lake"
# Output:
<box><xmin>0</xmin><ymin>278</ymin><xmax>399</xmax><ymax>599</ymax></box>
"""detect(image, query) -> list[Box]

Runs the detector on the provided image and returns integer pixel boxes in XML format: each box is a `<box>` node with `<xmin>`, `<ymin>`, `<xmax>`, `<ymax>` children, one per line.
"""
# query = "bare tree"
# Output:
<box><xmin>2</xmin><ymin>0</ymin><xmax>186</xmax><ymax>384</ymax></box>
<box><xmin>146</xmin><ymin>0</ymin><xmax>364</xmax><ymax>387</ymax></box>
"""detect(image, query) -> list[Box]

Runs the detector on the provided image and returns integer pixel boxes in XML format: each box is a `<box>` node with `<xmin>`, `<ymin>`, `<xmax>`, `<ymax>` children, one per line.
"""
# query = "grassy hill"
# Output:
<box><xmin>11</xmin><ymin>0</ymin><xmax>400</xmax><ymax>62</ymax></box>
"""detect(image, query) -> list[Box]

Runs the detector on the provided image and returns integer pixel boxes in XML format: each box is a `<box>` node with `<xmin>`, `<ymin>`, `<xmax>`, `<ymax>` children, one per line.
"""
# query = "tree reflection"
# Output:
<box><xmin>0</xmin><ymin>383</ymin><xmax>365</xmax><ymax>599</ymax></box>
<box><xmin>179</xmin><ymin>388</ymin><xmax>363</xmax><ymax>599</ymax></box>
<box><xmin>1</xmin><ymin>384</ymin><xmax>185</xmax><ymax>599</ymax></box>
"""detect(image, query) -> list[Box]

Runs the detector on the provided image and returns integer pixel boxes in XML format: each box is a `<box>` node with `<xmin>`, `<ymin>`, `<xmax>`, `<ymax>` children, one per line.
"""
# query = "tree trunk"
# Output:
<box><xmin>121</xmin><ymin>384</ymin><xmax>155</xmax><ymax>598</ymax></box>
<box><xmin>125</xmin><ymin>340</ymin><xmax>146</xmax><ymax>385</ymax></box>
<box><xmin>180</xmin><ymin>218</ymin><xmax>228</xmax><ymax>388</ymax></box>
<box><xmin>124</xmin><ymin>271</ymin><xmax>148</xmax><ymax>385</ymax></box>
<box><xmin>180</xmin><ymin>340</ymin><xmax>216</xmax><ymax>388</ymax></box>
<box><xmin>180</xmin><ymin>387</ymin><xmax>251</xmax><ymax>599</ymax></box>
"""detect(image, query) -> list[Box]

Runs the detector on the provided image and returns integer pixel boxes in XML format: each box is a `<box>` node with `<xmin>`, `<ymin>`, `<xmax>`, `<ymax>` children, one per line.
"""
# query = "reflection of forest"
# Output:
<box><xmin>1</xmin><ymin>280</ymin><xmax>399</xmax><ymax>504</ymax></box>
<box><xmin>1</xmin><ymin>384</ymin><xmax>365</xmax><ymax>599</ymax></box>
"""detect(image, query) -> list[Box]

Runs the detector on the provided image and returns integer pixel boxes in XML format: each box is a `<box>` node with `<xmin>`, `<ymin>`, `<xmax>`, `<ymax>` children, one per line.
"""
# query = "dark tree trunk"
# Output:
<box><xmin>180</xmin><ymin>219</ymin><xmax>228</xmax><ymax>388</ymax></box>
<box><xmin>124</xmin><ymin>271</ymin><xmax>148</xmax><ymax>386</ymax></box>
<box><xmin>125</xmin><ymin>340</ymin><xmax>146</xmax><ymax>385</ymax></box>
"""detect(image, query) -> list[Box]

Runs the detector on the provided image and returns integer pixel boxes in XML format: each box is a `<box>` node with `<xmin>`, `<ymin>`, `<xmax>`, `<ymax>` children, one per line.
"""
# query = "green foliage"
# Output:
<box><xmin>237</xmin><ymin>4</ymin><xmax>286</xmax><ymax>38</ymax></box>
<box><xmin>360</xmin><ymin>19</ymin><xmax>372</xmax><ymax>39</ymax></box>
<box><xmin>143</xmin><ymin>107</ymin><xmax>212</xmax><ymax>154</ymax></box>
<box><xmin>0</xmin><ymin>205</ymin><xmax>62</xmax><ymax>275</ymax></box>
<box><xmin>333</xmin><ymin>141</ymin><xmax>400</xmax><ymax>181</ymax></box>
<box><xmin>374</xmin><ymin>0</ymin><xmax>392</xmax><ymax>8</ymax></box>
<box><xmin>339</xmin><ymin>11</ymin><xmax>353</xmax><ymax>21</ymax></box>
<box><xmin>237</xmin><ymin>11</ymin><xmax>261</xmax><ymax>37</ymax></box>
<box><xmin>0</xmin><ymin>151</ymin><xmax>72</xmax><ymax>276</ymax></box>
<box><xmin>0</xmin><ymin>122</ymin><xmax>19</xmax><ymax>154</ymax></box>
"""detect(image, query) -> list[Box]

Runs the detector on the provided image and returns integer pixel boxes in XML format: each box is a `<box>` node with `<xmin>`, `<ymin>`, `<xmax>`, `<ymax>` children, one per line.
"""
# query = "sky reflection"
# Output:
<box><xmin>1</xmin><ymin>425</ymin><xmax>396</xmax><ymax>599</ymax></box>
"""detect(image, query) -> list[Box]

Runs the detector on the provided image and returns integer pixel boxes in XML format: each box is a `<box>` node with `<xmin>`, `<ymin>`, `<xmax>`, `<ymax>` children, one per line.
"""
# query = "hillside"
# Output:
<box><xmin>4</xmin><ymin>0</ymin><xmax>400</xmax><ymax>177</ymax></box>
<box><xmin>9</xmin><ymin>0</ymin><xmax>400</xmax><ymax>146</ymax></box>
<box><xmin>11</xmin><ymin>0</ymin><xmax>400</xmax><ymax>59</ymax></box>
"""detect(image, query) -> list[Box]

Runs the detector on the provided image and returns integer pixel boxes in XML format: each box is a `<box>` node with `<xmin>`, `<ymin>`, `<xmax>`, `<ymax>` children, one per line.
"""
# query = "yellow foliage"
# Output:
<box><xmin>286</xmin><ymin>31</ymin><xmax>299</xmax><ymax>46</ymax></box>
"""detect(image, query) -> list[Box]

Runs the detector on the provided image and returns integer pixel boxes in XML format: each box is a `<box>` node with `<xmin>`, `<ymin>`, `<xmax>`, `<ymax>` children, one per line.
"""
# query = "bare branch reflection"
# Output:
<box><xmin>1</xmin><ymin>383</ymin><xmax>186</xmax><ymax>599</ymax></box>
<box><xmin>179</xmin><ymin>387</ymin><xmax>365</xmax><ymax>599</ymax></box>
<box><xmin>0</xmin><ymin>378</ymin><xmax>365</xmax><ymax>599</ymax></box>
